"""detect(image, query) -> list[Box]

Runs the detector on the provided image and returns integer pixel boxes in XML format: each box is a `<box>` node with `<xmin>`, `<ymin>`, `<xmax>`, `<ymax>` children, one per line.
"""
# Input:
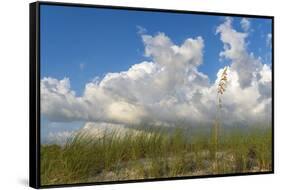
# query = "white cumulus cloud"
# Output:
<box><xmin>41</xmin><ymin>18</ymin><xmax>272</xmax><ymax>128</ymax></box>
<box><xmin>240</xmin><ymin>18</ymin><xmax>250</xmax><ymax>31</ymax></box>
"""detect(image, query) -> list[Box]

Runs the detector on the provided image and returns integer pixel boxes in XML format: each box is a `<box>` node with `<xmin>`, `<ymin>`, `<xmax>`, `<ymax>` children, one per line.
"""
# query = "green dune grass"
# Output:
<box><xmin>40</xmin><ymin>126</ymin><xmax>272</xmax><ymax>186</ymax></box>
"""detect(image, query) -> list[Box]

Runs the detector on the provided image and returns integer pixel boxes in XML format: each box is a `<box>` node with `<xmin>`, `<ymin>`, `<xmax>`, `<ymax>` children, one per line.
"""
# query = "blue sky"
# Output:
<box><xmin>40</xmin><ymin>4</ymin><xmax>272</xmax><ymax>144</ymax></box>
<box><xmin>40</xmin><ymin>5</ymin><xmax>271</xmax><ymax>95</ymax></box>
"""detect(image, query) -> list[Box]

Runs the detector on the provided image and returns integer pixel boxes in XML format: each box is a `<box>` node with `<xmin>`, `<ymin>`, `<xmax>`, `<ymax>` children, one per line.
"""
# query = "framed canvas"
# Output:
<box><xmin>29</xmin><ymin>1</ymin><xmax>274</xmax><ymax>188</ymax></box>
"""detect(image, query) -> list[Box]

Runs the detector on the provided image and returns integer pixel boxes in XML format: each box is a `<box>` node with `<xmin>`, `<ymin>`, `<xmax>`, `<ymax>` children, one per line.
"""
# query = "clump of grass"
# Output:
<box><xmin>41</xmin><ymin>125</ymin><xmax>272</xmax><ymax>185</ymax></box>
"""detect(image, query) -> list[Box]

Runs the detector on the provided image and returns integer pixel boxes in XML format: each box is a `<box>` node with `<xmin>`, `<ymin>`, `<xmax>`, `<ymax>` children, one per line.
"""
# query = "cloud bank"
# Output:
<box><xmin>41</xmin><ymin>18</ymin><xmax>272</xmax><ymax>128</ymax></box>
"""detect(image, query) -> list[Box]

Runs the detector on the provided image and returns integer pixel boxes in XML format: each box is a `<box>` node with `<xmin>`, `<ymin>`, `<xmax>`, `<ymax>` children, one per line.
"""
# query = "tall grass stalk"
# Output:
<box><xmin>212</xmin><ymin>67</ymin><xmax>228</xmax><ymax>171</ymax></box>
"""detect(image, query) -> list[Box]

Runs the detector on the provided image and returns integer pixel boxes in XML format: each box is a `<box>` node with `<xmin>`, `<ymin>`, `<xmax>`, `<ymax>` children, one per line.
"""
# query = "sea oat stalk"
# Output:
<box><xmin>213</xmin><ymin>66</ymin><xmax>228</xmax><ymax>171</ymax></box>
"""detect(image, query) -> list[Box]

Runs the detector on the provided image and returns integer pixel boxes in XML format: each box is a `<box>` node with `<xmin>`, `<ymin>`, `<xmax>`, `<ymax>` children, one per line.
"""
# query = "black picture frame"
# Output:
<box><xmin>30</xmin><ymin>1</ymin><xmax>274</xmax><ymax>189</ymax></box>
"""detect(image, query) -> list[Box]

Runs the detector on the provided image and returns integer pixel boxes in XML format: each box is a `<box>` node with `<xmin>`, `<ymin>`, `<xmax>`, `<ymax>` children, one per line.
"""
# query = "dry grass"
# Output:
<box><xmin>41</xmin><ymin>125</ymin><xmax>272</xmax><ymax>186</ymax></box>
